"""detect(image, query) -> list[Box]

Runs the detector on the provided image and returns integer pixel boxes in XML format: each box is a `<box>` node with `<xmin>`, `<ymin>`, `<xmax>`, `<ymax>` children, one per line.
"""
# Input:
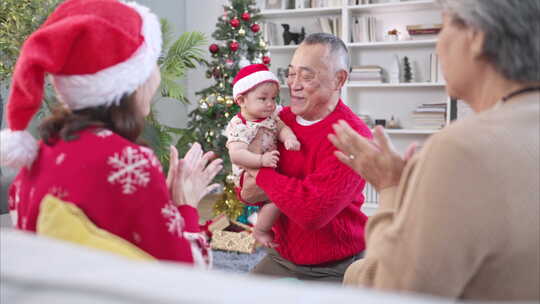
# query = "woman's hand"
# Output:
<box><xmin>328</xmin><ymin>121</ymin><xmax>416</xmax><ymax>192</ymax></box>
<box><xmin>168</xmin><ymin>143</ymin><xmax>223</xmax><ymax>208</ymax></box>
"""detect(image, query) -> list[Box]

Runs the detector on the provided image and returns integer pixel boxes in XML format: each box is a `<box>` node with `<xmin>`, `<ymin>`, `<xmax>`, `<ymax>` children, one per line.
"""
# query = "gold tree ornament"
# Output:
<box><xmin>217</xmin><ymin>95</ymin><xmax>225</xmax><ymax>103</ymax></box>
<box><xmin>213</xmin><ymin>182</ymin><xmax>245</xmax><ymax>219</ymax></box>
<box><xmin>226</xmin><ymin>98</ymin><xmax>234</xmax><ymax>106</ymax></box>
<box><xmin>238</xmin><ymin>28</ymin><xmax>246</xmax><ymax>36</ymax></box>
<box><xmin>225</xmin><ymin>112</ymin><xmax>230</xmax><ymax>118</ymax></box>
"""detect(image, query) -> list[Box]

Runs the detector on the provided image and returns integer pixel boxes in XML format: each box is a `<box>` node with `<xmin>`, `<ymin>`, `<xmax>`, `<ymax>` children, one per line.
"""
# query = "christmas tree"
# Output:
<box><xmin>176</xmin><ymin>0</ymin><xmax>271</xmax><ymax>221</ymax></box>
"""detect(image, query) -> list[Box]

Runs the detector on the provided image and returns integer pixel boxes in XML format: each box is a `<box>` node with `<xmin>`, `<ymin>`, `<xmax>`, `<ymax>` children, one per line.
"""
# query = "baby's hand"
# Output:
<box><xmin>261</xmin><ymin>151</ymin><xmax>280</xmax><ymax>168</ymax></box>
<box><xmin>284</xmin><ymin>138</ymin><xmax>301</xmax><ymax>151</ymax></box>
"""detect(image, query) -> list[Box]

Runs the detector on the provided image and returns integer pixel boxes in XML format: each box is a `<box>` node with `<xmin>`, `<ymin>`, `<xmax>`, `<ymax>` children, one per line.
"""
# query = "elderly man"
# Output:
<box><xmin>241</xmin><ymin>33</ymin><xmax>372</xmax><ymax>282</ymax></box>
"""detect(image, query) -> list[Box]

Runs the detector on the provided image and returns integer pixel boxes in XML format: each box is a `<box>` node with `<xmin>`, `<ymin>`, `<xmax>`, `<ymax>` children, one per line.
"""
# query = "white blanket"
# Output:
<box><xmin>0</xmin><ymin>229</ymin><xmax>527</xmax><ymax>304</ymax></box>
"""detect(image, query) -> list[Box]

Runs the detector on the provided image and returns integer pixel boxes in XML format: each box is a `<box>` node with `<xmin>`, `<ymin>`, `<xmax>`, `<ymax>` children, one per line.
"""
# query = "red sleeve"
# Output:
<box><xmin>256</xmin><ymin>142</ymin><xmax>366</xmax><ymax>230</ymax></box>
<box><xmin>128</xmin><ymin>148</ymin><xmax>209</xmax><ymax>266</ymax></box>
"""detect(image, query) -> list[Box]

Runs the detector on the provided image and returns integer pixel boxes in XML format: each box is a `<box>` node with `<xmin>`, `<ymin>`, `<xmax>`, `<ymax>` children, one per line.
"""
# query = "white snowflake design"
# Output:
<box><xmin>139</xmin><ymin>147</ymin><xmax>162</xmax><ymax>172</ymax></box>
<box><xmin>56</xmin><ymin>153</ymin><xmax>66</xmax><ymax>165</ymax></box>
<box><xmin>107</xmin><ymin>147</ymin><xmax>150</xmax><ymax>194</ymax></box>
<box><xmin>95</xmin><ymin>129</ymin><xmax>113</xmax><ymax>138</ymax></box>
<box><xmin>49</xmin><ymin>186</ymin><xmax>69</xmax><ymax>199</ymax></box>
<box><xmin>161</xmin><ymin>203</ymin><xmax>185</xmax><ymax>237</ymax></box>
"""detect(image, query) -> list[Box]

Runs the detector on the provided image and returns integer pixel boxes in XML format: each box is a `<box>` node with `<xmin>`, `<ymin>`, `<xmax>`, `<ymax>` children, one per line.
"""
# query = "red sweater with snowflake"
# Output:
<box><xmin>8</xmin><ymin>128</ymin><xmax>209</xmax><ymax>266</ymax></box>
<box><xmin>256</xmin><ymin>100</ymin><xmax>371</xmax><ymax>265</ymax></box>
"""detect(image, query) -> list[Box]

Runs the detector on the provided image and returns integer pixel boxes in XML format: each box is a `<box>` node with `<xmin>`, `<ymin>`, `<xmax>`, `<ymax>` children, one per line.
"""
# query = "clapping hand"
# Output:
<box><xmin>166</xmin><ymin>143</ymin><xmax>223</xmax><ymax>208</ymax></box>
<box><xmin>328</xmin><ymin>121</ymin><xmax>417</xmax><ymax>192</ymax></box>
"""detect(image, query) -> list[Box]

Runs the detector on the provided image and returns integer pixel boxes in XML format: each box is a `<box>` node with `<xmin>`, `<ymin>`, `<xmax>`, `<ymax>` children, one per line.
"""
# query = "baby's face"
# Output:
<box><xmin>242</xmin><ymin>82</ymin><xmax>278</xmax><ymax>120</ymax></box>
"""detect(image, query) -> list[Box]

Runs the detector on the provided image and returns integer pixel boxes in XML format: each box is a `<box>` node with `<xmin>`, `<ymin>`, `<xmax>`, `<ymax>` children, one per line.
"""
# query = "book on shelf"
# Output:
<box><xmin>318</xmin><ymin>16</ymin><xmax>341</xmax><ymax>37</ymax></box>
<box><xmin>407</xmin><ymin>24</ymin><xmax>441</xmax><ymax>40</ymax></box>
<box><xmin>349</xmin><ymin>65</ymin><xmax>383</xmax><ymax>83</ymax></box>
<box><xmin>310</xmin><ymin>0</ymin><xmax>341</xmax><ymax>8</ymax></box>
<box><xmin>262</xmin><ymin>21</ymin><xmax>282</xmax><ymax>45</ymax></box>
<box><xmin>350</xmin><ymin>16</ymin><xmax>376</xmax><ymax>42</ymax></box>
<box><xmin>427</xmin><ymin>53</ymin><xmax>444</xmax><ymax>83</ymax></box>
<box><xmin>412</xmin><ymin>102</ymin><xmax>447</xmax><ymax>129</ymax></box>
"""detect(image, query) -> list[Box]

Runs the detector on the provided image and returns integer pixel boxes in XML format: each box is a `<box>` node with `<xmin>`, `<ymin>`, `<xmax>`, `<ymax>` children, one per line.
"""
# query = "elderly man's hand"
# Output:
<box><xmin>328</xmin><ymin>121</ymin><xmax>417</xmax><ymax>192</ymax></box>
<box><xmin>240</xmin><ymin>168</ymin><xmax>269</xmax><ymax>204</ymax></box>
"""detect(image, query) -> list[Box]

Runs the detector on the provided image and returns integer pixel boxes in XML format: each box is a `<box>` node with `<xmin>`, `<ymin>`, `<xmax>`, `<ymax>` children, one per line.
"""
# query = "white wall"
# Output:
<box><xmin>184</xmin><ymin>0</ymin><xmax>230</xmax><ymax>115</ymax></box>
<box><xmin>143</xmin><ymin>0</ymin><xmax>233</xmax><ymax>128</ymax></box>
<box><xmin>137</xmin><ymin>0</ymin><xmax>193</xmax><ymax>128</ymax></box>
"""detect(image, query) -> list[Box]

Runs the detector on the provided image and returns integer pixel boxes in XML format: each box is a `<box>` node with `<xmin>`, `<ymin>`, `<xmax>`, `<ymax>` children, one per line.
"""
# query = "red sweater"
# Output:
<box><xmin>8</xmin><ymin>128</ymin><xmax>209</xmax><ymax>265</ymax></box>
<box><xmin>256</xmin><ymin>100</ymin><xmax>371</xmax><ymax>265</ymax></box>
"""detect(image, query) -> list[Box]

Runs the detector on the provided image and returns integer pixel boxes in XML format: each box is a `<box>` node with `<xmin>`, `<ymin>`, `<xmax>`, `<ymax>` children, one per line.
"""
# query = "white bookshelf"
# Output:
<box><xmin>261</xmin><ymin>0</ymin><xmax>448</xmax><ymax>211</ymax></box>
<box><xmin>347</xmin><ymin>82</ymin><xmax>445</xmax><ymax>88</ymax></box>
<box><xmin>347</xmin><ymin>38</ymin><xmax>437</xmax><ymax>48</ymax></box>
<box><xmin>347</xmin><ymin>0</ymin><xmax>436</xmax><ymax>13</ymax></box>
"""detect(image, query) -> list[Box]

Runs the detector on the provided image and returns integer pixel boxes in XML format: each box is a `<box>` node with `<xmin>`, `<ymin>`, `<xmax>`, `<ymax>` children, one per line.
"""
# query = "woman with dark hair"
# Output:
<box><xmin>0</xmin><ymin>0</ymin><xmax>221</xmax><ymax>266</ymax></box>
<box><xmin>329</xmin><ymin>0</ymin><xmax>540</xmax><ymax>300</ymax></box>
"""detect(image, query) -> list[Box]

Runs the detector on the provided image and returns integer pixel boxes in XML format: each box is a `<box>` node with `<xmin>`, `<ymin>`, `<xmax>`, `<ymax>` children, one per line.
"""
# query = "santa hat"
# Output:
<box><xmin>0</xmin><ymin>0</ymin><xmax>162</xmax><ymax>168</ymax></box>
<box><xmin>232</xmin><ymin>64</ymin><xmax>279</xmax><ymax>99</ymax></box>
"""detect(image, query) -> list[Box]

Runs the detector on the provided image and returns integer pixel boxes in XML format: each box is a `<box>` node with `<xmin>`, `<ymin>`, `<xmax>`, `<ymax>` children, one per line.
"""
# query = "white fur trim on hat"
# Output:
<box><xmin>0</xmin><ymin>130</ymin><xmax>38</xmax><ymax>168</ymax></box>
<box><xmin>233</xmin><ymin>70</ymin><xmax>279</xmax><ymax>99</ymax></box>
<box><xmin>51</xmin><ymin>1</ymin><xmax>162</xmax><ymax>110</ymax></box>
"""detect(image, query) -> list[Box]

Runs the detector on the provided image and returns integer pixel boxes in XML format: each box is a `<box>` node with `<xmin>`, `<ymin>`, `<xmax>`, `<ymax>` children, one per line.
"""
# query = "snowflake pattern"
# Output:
<box><xmin>95</xmin><ymin>129</ymin><xmax>113</xmax><ymax>138</ymax></box>
<box><xmin>56</xmin><ymin>153</ymin><xmax>66</xmax><ymax>165</ymax></box>
<box><xmin>49</xmin><ymin>186</ymin><xmax>69</xmax><ymax>199</ymax></box>
<box><xmin>107</xmin><ymin>147</ymin><xmax>150</xmax><ymax>194</ymax></box>
<box><xmin>139</xmin><ymin>147</ymin><xmax>162</xmax><ymax>173</ymax></box>
<box><xmin>161</xmin><ymin>203</ymin><xmax>184</xmax><ymax>237</ymax></box>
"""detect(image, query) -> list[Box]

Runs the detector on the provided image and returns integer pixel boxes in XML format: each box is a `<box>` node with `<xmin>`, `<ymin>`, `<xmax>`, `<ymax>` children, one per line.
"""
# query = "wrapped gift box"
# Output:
<box><xmin>209</xmin><ymin>215</ymin><xmax>258</xmax><ymax>254</ymax></box>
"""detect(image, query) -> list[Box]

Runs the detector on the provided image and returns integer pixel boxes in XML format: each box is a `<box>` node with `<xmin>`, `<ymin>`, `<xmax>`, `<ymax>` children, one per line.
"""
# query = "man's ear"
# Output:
<box><xmin>334</xmin><ymin>69</ymin><xmax>348</xmax><ymax>90</ymax></box>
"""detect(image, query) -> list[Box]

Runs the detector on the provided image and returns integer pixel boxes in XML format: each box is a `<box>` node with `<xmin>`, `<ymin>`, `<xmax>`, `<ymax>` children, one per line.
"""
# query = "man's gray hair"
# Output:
<box><xmin>439</xmin><ymin>0</ymin><xmax>540</xmax><ymax>82</ymax></box>
<box><xmin>302</xmin><ymin>33</ymin><xmax>349</xmax><ymax>72</ymax></box>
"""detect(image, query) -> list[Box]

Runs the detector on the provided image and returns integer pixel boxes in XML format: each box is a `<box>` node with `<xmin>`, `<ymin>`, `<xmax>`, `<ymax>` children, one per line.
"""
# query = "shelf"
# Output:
<box><xmin>260</xmin><ymin>7</ymin><xmax>342</xmax><ymax>18</ymax></box>
<box><xmin>347</xmin><ymin>82</ymin><xmax>445</xmax><ymax>88</ymax></box>
<box><xmin>347</xmin><ymin>39</ymin><xmax>437</xmax><ymax>48</ymax></box>
<box><xmin>267</xmin><ymin>44</ymin><xmax>298</xmax><ymax>51</ymax></box>
<box><xmin>347</xmin><ymin>0</ymin><xmax>437</xmax><ymax>14</ymax></box>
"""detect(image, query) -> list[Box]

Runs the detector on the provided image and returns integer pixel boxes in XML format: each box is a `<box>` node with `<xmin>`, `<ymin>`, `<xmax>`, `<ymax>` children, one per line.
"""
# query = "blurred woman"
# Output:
<box><xmin>329</xmin><ymin>0</ymin><xmax>539</xmax><ymax>300</ymax></box>
<box><xmin>0</xmin><ymin>0</ymin><xmax>221</xmax><ymax>266</ymax></box>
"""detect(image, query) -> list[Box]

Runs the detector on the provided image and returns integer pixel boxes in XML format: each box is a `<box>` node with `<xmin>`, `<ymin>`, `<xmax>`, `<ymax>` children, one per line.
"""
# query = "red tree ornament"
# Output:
<box><xmin>263</xmin><ymin>56</ymin><xmax>271</xmax><ymax>65</ymax></box>
<box><xmin>229</xmin><ymin>41</ymin><xmax>239</xmax><ymax>52</ymax></box>
<box><xmin>250</xmin><ymin>23</ymin><xmax>260</xmax><ymax>33</ymax></box>
<box><xmin>241</xmin><ymin>11</ymin><xmax>251</xmax><ymax>21</ymax></box>
<box><xmin>209</xmin><ymin>43</ymin><xmax>219</xmax><ymax>54</ymax></box>
<box><xmin>230</xmin><ymin>18</ymin><xmax>240</xmax><ymax>28</ymax></box>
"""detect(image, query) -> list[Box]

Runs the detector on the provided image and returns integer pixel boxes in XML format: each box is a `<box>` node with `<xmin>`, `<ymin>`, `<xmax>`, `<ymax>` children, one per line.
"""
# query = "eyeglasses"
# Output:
<box><xmin>285</xmin><ymin>68</ymin><xmax>317</xmax><ymax>86</ymax></box>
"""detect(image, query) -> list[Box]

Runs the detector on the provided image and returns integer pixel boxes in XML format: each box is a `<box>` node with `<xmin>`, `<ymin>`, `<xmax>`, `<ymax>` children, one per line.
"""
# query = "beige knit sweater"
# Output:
<box><xmin>344</xmin><ymin>92</ymin><xmax>540</xmax><ymax>301</ymax></box>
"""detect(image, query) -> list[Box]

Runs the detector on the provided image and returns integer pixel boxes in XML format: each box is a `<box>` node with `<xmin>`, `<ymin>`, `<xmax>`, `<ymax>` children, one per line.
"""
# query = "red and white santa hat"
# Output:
<box><xmin>232</xmin><ymin>64</ymin><xmax>279</xmax><ymax>99</ymax></box>
<box><xmin>0</xmin><ymin>0</ymin><xmax>162</xmax><ymax>168</ymax></box>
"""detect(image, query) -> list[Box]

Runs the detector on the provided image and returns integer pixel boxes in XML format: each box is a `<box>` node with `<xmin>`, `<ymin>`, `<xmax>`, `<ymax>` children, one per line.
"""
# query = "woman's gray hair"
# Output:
<box><xmin>302</xmin><ymin>33</ymin><xmax>350</xmax><ymax>72</ymax></box>
<box><xmin>438</xmin><ymin>0</ymin><xmax>540</xmax><ymax>82</ymax></box>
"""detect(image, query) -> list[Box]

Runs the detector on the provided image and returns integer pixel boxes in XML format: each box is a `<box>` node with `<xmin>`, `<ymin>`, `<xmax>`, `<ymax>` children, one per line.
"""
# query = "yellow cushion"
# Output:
<box><xmin>37</xmin><ymin>194</ymin><xmax>154</xmax><ymax>261</ymax></box>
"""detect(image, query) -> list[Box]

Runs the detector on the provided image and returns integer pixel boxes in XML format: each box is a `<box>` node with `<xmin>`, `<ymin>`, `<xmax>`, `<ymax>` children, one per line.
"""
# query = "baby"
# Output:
<box><xmin>225</xmin><ymin>64</ymin><xmax>300</xmax><ymax>247</ymax></box>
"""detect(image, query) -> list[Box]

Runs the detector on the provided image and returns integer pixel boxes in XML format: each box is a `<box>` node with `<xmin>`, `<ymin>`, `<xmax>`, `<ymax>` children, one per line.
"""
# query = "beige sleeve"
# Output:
<box><xmin>345</xmin><ymin>133</ymin><xmax>500</xmax><ymax>298</ymax></box>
